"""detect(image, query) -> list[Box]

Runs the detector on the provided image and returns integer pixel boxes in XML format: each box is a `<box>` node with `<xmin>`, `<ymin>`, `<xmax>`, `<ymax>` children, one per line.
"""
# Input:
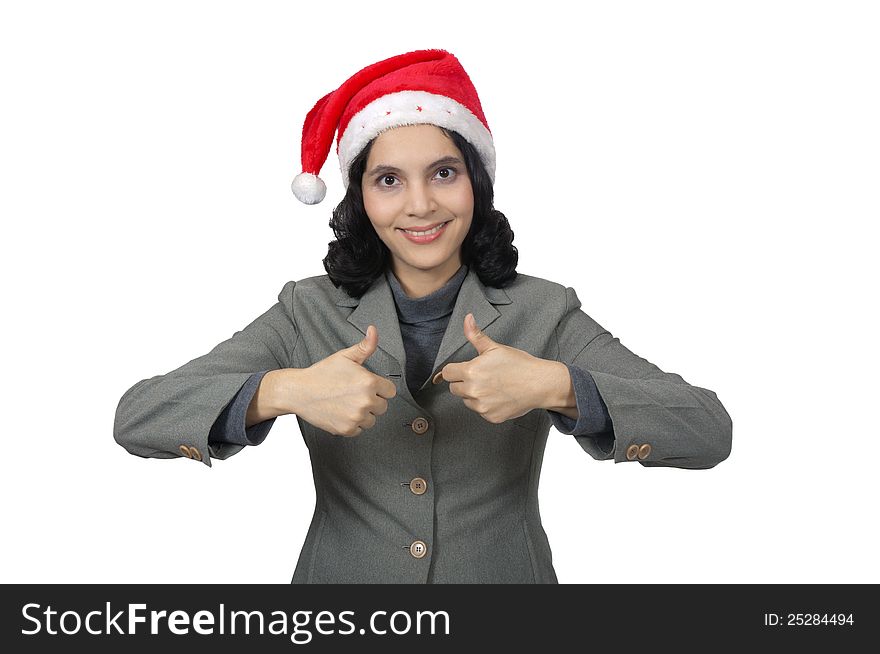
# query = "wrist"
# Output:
<box><xmin>267</xmin><ymin>368</ymin><xmax>306</xmax><ymax>415</ymax></box>
<box><xmin>541</xmin><ymin>360</ymin><xmax>578</xmax><ymax>418</ymax></box>
<box><xmin>248</xmin><ymin>369</ymin><xmax>297</xmax><ymax>426</ymax></box>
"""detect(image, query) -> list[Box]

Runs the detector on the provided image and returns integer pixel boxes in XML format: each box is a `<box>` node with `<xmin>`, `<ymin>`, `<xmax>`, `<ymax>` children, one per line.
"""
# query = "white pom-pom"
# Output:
<box><xmin>291</xmin><ymin>172</ymin><xmax>327</xmax><ymax>205</ymax></box>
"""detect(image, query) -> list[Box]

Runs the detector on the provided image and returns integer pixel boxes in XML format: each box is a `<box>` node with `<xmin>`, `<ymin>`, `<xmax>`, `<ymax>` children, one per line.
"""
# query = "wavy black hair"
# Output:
<box><xmin>322</xmin><ymin>126</ymin><xmax>518</xmax><ymax>298</ymax></box>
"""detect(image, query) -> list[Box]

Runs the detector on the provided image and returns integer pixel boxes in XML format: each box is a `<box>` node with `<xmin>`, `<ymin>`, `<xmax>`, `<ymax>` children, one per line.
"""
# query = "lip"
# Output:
<box><xmin>396</xmin><ymin>220</ymin><xmax>451</xmax><ymax>244</ymax></box>
<box><xmin>398</xmin><ymin>220</ymin><xmax>448</xmax><ymax>231</ymax></box>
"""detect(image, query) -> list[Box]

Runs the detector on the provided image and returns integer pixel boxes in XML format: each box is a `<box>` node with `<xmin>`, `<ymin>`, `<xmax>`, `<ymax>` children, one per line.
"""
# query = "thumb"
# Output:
<box><xmin>464</xmin><ymin>313</ymin><xmax>495</xmax><ymax>355</ymax></box>
<box><xmin>343</xmin><ymin>324</ymin><xmax>378</xmax><ymax>365</ymax></box>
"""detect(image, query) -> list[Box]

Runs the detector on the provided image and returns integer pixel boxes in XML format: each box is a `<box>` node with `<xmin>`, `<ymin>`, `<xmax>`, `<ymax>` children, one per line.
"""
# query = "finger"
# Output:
<box><xmin>343</xmin><ymin>325</ymin><xmax>379</xmax><ymax>365</ymax></box>
<box><xmin>464</xmin><ymin>312</ymin><xmax>496</xmax><ymax>355</ymax></box>
<box><xmin>374</xmin><ymin>375</ymin><xmax>397</xmax><ymax>399</ymax></box>
<box><xmin>461</xmin><ymin>397</ymin><xmax>481</xmax><ymax>414</ymax></box>
<box><xmin>448</xmin><ymin>380</ymin><xmax>472</xmax><ymax>399</ymax></box>
<box><xmin>370</xmin><ymin>398</ymin><xmax>390</xmax><ymax>416</ymax></box>
<box><xmin>436</xmin><ymin>361</ymin><xmax>467</xmax><ymax>384</ymax></box>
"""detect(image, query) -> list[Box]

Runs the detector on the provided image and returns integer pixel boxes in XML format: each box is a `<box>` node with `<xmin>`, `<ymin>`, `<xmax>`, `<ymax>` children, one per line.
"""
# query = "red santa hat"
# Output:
<box><xmin>290</xmin><ymin>48</ymin><xmax>496</xmax><ymax>205</ymax></box>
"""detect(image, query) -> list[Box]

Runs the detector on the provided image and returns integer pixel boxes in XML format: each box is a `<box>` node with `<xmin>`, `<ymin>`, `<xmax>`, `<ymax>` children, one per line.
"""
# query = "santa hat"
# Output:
<box><xmin>290</xmin><ymin>48</ymin><xmax>496</xmax><ymax>205</ymax></box>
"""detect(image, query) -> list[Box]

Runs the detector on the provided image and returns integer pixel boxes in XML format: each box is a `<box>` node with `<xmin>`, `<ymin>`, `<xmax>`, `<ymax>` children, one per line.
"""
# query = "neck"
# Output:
<box><xmin>391</xmin><ymin>257</ymin><xmax>464</xmax><ymax>298</ymax></box>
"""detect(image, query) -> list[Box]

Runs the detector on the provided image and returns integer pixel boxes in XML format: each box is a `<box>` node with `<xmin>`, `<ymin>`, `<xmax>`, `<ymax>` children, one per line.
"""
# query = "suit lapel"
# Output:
<box><xmin>338</xmin><ymin>265</ymin><xmax>512</xmax><ymax>396</ymax></box>
<box><xmin>342</xmin><ymin>269</ymin><xmax>407</xmax><ymax>369</ymax></box>
<box><xmin>427</xmin><ymin>267</ymin><xmax>510</xmax><ymax>389</ymax></box>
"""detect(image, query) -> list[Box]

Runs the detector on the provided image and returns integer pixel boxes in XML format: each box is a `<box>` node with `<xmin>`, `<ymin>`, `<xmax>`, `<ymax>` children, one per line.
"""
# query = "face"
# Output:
<box><xmin>361</xmin><ymin>124</ymin><xmax>474</xmax><ymax>289</ymax></box>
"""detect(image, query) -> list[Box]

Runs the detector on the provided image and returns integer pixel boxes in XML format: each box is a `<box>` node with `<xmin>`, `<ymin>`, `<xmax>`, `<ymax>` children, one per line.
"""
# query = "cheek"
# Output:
<box><xmin>455</xmin><ymin>203</ymin><xmax>475</xmax><ymax>233</ymax></box>
<box><xmin>362</xmin><ymin>191</ymin><xmax>378</xmax><ymax>219</ymax></box>
<box><xmin>363</xmin><ymin>192</ymin><xmax>396</xmax><ymax>229</ymax></box>
<box><xmin>451</xmin><ymin>180</ymin><xmax>475</xmax><ymax>216</ymax></box>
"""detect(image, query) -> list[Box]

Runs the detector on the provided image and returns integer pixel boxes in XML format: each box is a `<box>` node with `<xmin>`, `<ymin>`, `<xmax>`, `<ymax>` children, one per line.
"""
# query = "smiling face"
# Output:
<box><xmin>361</xmin><ymin>124</ymin><xmax>474</xmax><ymax>297</ymax></box>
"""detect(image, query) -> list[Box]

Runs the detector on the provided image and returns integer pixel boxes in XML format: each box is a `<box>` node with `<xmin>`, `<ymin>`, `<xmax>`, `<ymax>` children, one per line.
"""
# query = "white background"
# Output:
<box><xmin>2</xmin><ymin>0</ymin><xmax>877</xmax><ymax>584</ymax></box>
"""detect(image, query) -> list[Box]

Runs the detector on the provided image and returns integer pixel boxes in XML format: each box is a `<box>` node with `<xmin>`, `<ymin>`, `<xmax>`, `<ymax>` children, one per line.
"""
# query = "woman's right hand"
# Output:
<box><xmin>281</xmin><ymin>325</ymin><xmax>397</xmax><ymax>436</ymax></box>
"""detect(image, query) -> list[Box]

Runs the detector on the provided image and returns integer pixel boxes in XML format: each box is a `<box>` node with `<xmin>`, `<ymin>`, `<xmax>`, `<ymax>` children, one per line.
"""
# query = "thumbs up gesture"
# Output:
<box><xmin>432</xmin><ymin>313</ymin><xmax>556</xmax><ymax>424</ymax></box>
<box><xmin>293</xmin><ymin>325</ymin><xmax>397</xmax><ymax>437</ymax></box>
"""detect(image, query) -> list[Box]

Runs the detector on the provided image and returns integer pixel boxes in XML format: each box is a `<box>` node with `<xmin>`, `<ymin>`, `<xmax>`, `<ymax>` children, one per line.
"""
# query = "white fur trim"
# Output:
<box><xmin>337</xmin><ymin>90</ymin><xmax>495</xmax><ymax>188</ymax></box>
<box><xmin>291</xmin><ymin>172</ymin><xmax>327</xmax><ymax>205</ymax></box>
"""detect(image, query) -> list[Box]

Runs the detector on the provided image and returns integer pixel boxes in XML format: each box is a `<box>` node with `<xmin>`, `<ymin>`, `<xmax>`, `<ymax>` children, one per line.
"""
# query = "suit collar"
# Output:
<box><xmin>336</xmin><ymin>266</ymin><xmax>511</xmax><ymax>391</ymax></box>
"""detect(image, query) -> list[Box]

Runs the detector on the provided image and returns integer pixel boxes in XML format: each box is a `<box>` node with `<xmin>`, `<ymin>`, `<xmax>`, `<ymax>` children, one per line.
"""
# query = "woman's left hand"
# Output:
<box><xmin>433</xmin><ymin>313</ymin><xmax>563</xmax><ymax>424</ymax></box>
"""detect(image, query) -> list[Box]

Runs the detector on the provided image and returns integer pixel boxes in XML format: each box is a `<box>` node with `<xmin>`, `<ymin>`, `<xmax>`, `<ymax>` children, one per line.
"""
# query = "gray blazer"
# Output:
<box><xmin>114</xmin><ymin>267</ymin><xmax>732</xmax><ymax>583</ymax></box>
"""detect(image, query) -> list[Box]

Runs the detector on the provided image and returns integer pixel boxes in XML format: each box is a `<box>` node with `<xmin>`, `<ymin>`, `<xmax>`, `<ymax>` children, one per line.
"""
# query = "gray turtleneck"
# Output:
<box><xmin>385</xmin><ymin>263</ymin><xmax>469</xmax><ymax>396</ymax></box>
<box><xmin>208</xmin><ymin>266</ymin><xmax>612</xmax><ymax>446</ymax></box>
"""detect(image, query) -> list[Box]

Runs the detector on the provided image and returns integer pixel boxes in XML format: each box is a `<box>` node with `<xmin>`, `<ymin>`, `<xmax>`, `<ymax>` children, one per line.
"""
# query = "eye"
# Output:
<box><xmin>378</xmin><ymin>174</ymin><xmax>399</xmax><ymax>187</ymax></box>
<box><xmin>435</xmin><ymin>167</ymin><xmax>457</xmax><ymax>181</ymax></box>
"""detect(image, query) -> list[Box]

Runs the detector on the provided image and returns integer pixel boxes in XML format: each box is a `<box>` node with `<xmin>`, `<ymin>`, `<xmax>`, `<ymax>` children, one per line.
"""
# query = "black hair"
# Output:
<box><xmin>322</xmin><ymin>126</ymin><xmax>518</xmax><ymax>298</ymax></box>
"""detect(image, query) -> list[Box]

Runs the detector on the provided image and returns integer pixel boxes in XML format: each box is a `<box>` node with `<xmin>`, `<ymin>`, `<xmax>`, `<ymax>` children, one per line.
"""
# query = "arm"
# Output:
<box><xmin>546</xmin><ymin>364</ymin><xmax>613</xmax><ymax>436</ymax></box>
<box><xmin>208</xmin><ymin>371</ymin><xmax>275</xmax><ymax>446</ymax></box>
<box><xmin>553</xmin><ymin>286</ymin><xmax>732</xmax><ymax>469</ymax></box>
<box><xmin>113</xmin><ymin>280</ymin><xmax>299</xmax><ymax>468</ymax></box>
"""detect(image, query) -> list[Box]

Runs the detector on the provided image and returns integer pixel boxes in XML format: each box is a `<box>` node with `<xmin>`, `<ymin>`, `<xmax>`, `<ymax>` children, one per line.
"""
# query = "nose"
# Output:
<box><xmin>404</xmin><ymin>179</ymin><xmax>438</xmax><ymax>217</ymax></box>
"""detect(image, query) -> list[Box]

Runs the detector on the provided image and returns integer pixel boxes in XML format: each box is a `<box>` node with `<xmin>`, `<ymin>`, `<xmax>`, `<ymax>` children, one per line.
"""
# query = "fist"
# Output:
<box><xmin>433</xmin><ymin>313</ymin><xmax>552</xmax><ymax>424</ymax></box>
<box><xmin>295</xmin><ymin>325</ymin><xmax>397</xmax><ymax>436</ymax></box>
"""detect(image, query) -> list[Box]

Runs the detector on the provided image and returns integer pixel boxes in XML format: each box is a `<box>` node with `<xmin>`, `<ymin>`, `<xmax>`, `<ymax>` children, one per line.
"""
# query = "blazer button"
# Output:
<box><xmin>179</xmin><ymin>445</ymin><xmax>193</xmax><ymax>458</ymax></box>
<box><xmin>409</xmin><ymin>540</ymin><xmax>428</xmax><ymax>559</ymax></box>
<box><xmin>409</xmin><ymin>477</ymin><xmax>427</xmax><ymax>495</ymax></box>
<box><xmin>626</xmin><ymin>444</ymin><xmax>639</xmax><ymax>461</ymax></box>
<box><xmin>638</xmin><ymin>444</ymin><xmax>651</xmax><ymax>460</ymax></box>
<box><xmin>411</xmin><ymin>417</ymin><xmax>429</xmax><ymax>434</ymax></box>
<box><xmin>189</xmin><ymin>446</ymin><xmax>203</xmax><ymax>461</ymax></box>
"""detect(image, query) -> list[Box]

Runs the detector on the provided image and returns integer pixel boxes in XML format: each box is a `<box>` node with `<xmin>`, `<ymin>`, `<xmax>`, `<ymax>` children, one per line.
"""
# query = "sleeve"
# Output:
<box><xmin>113</xmin><ymin>280</ymin><xmax>299</xmax><ymax>468</ymax></box>
<box><xmin>207</xmin><ymin>370</ymin><xmax>275</xmax><ymax>446</ymax></box>
<box><xmin>553</xmin><ymin>285</ymin><xmax>732</xmax><ymax>469</ymax></box>
<box><xmin>547</xmin><ymin>364</ymin><xmax>613</xmax><ymax>436</ymax></box>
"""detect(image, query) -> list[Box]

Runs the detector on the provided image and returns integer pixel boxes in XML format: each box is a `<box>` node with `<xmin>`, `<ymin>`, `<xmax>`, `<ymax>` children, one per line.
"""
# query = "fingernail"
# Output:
<box><xmin>432</xmin><ymin>371</ymin><xmax>443</xmax><ymax>384</ymax></box>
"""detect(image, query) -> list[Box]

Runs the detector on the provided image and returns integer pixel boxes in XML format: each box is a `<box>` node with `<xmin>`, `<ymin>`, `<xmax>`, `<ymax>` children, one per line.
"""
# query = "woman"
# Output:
<box><xmin>114</xmin><ymin>49</ymin><xmax>732</xmax><ymax>583</ymax></box>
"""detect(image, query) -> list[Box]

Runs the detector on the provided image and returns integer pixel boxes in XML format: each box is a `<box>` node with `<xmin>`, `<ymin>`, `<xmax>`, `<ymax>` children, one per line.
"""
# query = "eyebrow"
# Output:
<box><xmin>367</xmin><ymin>156</ymin><xmax>464</xmax><ymax>178</ymax></box>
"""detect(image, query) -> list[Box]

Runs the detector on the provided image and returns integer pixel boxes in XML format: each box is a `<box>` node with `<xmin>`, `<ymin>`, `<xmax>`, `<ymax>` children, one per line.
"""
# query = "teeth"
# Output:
<box><xmin>402</xmin><ymin>222</ymin><xmax>446</xmax><ymax>236</ymax></box>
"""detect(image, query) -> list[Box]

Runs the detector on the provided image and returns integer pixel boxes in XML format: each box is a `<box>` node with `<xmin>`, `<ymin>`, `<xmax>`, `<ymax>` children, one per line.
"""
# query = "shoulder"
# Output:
<box><xmin>274</xmin><ymin>270</ymin><xmax>575</xmax><ymax>312</ymax></box>
<box><xmin>501</xmin><ymin>271</ymin><xmax>566</xmax><ymax>296</ymax></box>
<box><xmin>496</xmin><ymin>271</ymin><xmax>570</xmax><ymax>313</ymax></box>
<box><xmin>275</xmin><ymin>273</ymin><xmax>353</xmax><ymax>308</ymax></box>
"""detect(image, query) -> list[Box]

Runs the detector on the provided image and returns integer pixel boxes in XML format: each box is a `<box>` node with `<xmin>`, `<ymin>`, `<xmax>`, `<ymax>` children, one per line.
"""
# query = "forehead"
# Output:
<box><xmin>367</xmin><ymin>124</ymin><xmax>459</xmax><ymax>162</ymax></box>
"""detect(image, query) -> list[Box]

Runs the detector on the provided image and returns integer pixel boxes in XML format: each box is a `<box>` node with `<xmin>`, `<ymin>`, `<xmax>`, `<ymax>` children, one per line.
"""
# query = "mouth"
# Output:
<box><xmin>396</xmin><ymin>220</ymin><xmax>451</xmax><ymax>243</ymax></box>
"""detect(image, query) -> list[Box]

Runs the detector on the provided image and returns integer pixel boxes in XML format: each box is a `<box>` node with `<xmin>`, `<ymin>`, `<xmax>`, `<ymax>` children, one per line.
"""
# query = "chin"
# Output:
<box><xmin>397</xmin><ymin>253</ymin><xmax>456</xmax><ymax>270</ymax></box>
